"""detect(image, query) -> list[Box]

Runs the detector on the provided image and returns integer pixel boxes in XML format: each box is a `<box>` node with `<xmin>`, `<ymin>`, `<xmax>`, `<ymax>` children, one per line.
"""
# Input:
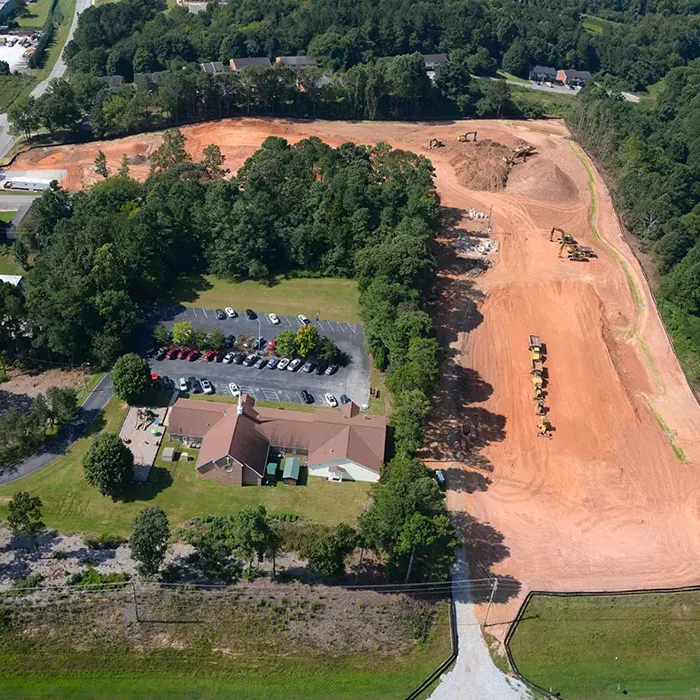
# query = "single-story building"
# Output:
<box><xmin>422</xmin><ymin>53</ymin><xmax>448</xmax><ymax>71</ymax></box>
<box><xmin>282</xmin><ymin>457</ymin><xmax>301</xmax><ymax>485</ymax></box>
<box><xmin>229</xmin><ymin>57</ymin><xmax>271</xmax><ymax>73</ymax></box>
<box><xmin>101</xmin><ymin>75</ymin><xmax>125</xmax><ymax>89</ymax></box>
<box><xmin>200</xmin><ymin>61</ymin><xmax>227</xmax><ymax>75</ymax></box>
<box><xmin>0</xmin><ymin>274</ymin><xmax>24</xmax><ymax>287</ymax></box>
<box><xmin>275</xmin><ymin>56</ymin><xmax>317</xmax><ymax>68</ymax></box>
<box><xmin>168</xmin><ymin>394</ymin><xmax>387</xmax><ymax>486</ymax></box>
<box><xmin>556</xmin><ymin>69</ymin><xmax>592</xmax><ymax>86</ymax></box>
<box><xmin>529</xmin><ymin>65</ymin><xmax>557</xmax><ymax>81</ymax></box>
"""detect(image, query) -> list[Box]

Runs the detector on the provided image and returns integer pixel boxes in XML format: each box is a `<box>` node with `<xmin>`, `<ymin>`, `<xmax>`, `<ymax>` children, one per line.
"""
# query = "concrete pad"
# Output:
<box><xmin>119</xmin><ymin>406</ymin><xmax>169</xmax><ymax>482</ymax></box>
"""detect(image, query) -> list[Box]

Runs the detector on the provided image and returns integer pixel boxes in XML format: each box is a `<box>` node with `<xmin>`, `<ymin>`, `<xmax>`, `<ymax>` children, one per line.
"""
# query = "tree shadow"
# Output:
<box><xmin>162</xmin><ymin>273</ymin><xmax>213</xmax><ymax>305</ymax></box>
<box><xmin>0</xmin><ymin>389</ymin><xmax>34</xmax><ymax>415</ymax></box>
<box><xmin>121</xmin><ymin>466</ymin><xmax>174</xmax><ymax>502</ymax></box>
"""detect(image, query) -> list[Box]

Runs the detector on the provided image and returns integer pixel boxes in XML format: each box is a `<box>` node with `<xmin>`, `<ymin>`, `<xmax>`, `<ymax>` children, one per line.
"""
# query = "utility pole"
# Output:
<box><xmin>487</xmin><ymin>205</ymin><xmax>494</xmax><ymax>234</ymax></box>
<box><xmin>481</xmin><ymin>578</ymin><xmax>498</xmax><ymax>629</ymax></box>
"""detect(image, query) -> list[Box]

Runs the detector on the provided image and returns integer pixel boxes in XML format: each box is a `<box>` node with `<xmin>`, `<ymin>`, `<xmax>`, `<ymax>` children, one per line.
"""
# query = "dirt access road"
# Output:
<box><xmin>11</xmin><ymin>117</ymin><xmax>700</xmax><ymax>627</ymax></box>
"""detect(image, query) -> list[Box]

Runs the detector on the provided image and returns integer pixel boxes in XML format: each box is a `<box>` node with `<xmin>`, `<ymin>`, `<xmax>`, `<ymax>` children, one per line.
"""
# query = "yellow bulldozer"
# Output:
<box><xmin>535</xmin><ymin>399</ymin><xmax>547</xmax><ymax>416</ymax></box>
<box><xmin>531</xmin><ymin>359</ymin><xmax>544</xmax><ymax>389</ymax></box>
<box><xmin>457</xmin><ymin>131</ymin><xmax>478</xmax><ymax>143</ymax></box>
<box><xmin>536</xmin><ymin>416</ymin><xmax>552</xmax><ymax>438</ymax></box>
<box><xmin>428</xmin><ymin>138</ymin><xmax>444</xmax><ymax>150</ymax></box>
<box><xmin>559</xmin><ymin>241</ymin><xmax>594</xmax><ymax>261</ymax></box>
<box><xmin>550</xmin><ymin>227</ymin><xmax>575</xmax><ymax>244</ymax></box>
<box><xmin>529</xmin><ymin>335</ymin><xmax>542</xmax><ymax>363</ymax></box>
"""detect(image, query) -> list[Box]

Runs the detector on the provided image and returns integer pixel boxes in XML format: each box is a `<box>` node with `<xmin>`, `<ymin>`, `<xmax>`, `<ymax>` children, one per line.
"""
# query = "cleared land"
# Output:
<box><xmin>173</xmin><ymin>274</ymin><xmax>361</xmax><ymax>323</ymax></box>
<box><xmin>0</xmin><ymin>398</ymin><xmax>371</xmax><ymax>535</ymax></box>
<box><xmin>510</xmin><ymin>592</ymin><xmax>700</xmax><ymax>698</ymax></box>
<box><xmin>9</xmin><ymin>118</ymin><xmax>700</xmax><ymax>632</ymax></box>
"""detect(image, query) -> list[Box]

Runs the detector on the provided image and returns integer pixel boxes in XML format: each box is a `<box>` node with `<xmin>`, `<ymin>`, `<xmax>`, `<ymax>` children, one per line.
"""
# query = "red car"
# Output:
<box><xmin>267</xmin><ymin>338</ymin><xmax>276</xmax><ymax>351</ymax></box>
<box><xmin>166</xmin><ymin>347</ymin><xmax>180</xmax><ymax>360</ymax></box>
<box><xmin>178</xmin><ymin>347</ymin><xmax>191</xmax><ymax>360</ymax></box>
<box><xmin>187</xmin><ymin>350</ymin><xmax>201</xmax><ymax>361</ymax></box>
<box><xmin>203</xmin><ymin>350</ymin><xmax>216</xmax><ymax>362</ymax></box>
<box><xmin>151</xmin><ymin>372</ymin><xmax>160</xmax><ymax>389</ymax></box>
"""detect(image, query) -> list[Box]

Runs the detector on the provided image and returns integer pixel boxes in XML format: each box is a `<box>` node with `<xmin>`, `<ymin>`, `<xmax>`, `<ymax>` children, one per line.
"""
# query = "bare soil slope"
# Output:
<box><xmin>11</xmin><ymin>118</ymin><xmax>700</xmax><ymax>629</ymax></box>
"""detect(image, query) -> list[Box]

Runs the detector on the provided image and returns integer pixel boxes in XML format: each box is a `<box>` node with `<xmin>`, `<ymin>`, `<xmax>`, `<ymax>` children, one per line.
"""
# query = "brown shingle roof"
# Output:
<box><xmin>168</xmin><ymin>399</ymin><xmax>227</xmax><ymax>438</ymax></box>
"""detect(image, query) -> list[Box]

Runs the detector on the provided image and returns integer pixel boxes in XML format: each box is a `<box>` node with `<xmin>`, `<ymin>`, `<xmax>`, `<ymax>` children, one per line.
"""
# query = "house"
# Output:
<box><xmin>0</xmin><ymin>275</ymin><xmax>24</xmax><ymax>287</ymax></box>
<box><xmin>134</xmin><ymin>71</ymin><xmax>168</xmax><ymax>89</ymax></box>
<box><xmin>556</xmin><ymin>69</ymin><xmax>592</xmax><ymax>86</ymax></box>
<box><xmin>275</xmin><ymin>56</ymin><xmax>317</xmax><ymax>68</ymax></box>
<box><xmin>282</xmin><ymin>457</ymin><xmax>301</xmax><ymax>485</ymax></box>
<box><xmin>529</xmin><ymin>65</ymin><xmax>557</xmax><ymax>82</ymax></box>
<box><xmin>168</xmin><ymin>394</ymin><xmax>387</xmax><ymax>486</ymax></box>
<box><xmin>3</xmin><ymin>201</ymin><xmax>31</xmax><ymax>241</ymax></box>
<box><xmin>229</xmin><ymin>57</ymin><xmax>271</xmax><ymax>73</ymax></box>
<box><xmin>200</xmin><ymin>61</ymin><xmax>227</xmax><ymax>75</ymax></box>
<box><xmin>100</xmin><ymin>75</ymin><xmax>125</xmax><ymax>89</ymax></box>
<box><xmin>422</xmin><ymin>53</ymin><xmax>448</xmax><ymax>71</ymax></box>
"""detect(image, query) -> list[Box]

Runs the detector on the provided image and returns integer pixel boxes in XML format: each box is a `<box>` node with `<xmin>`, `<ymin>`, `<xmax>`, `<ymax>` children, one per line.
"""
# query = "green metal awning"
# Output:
<box><xmin>282</xmin><ymin>457</ymin><xmax>301</xmax><ymax>481</ymax></box>
<box><xmin>266</xmin><ymin>462</ymin><xmax>278</xmax><ymax>477</ymax></box>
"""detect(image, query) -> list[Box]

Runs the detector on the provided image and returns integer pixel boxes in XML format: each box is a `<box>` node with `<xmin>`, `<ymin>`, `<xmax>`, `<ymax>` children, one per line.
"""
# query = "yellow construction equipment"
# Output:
<box><xmin>428</xmin><ymin>138</ymin><xmax>444</xmax><ymax>150</ymax></box>
<box><xmin>513</xmin><ymin>145</ymin><xmax>536</xmax><ymax>158</ymax></box>
<box><xmin>550</xmin><ymin>227</ymin><xmax>575</xmax><ymax>244</ymax></box>
<box><xmin>558</xmin><ymin>242</ymin><xmax>579</xmax><ymax>258</ymax></box>
<box><xmin>457</xmin><ymin>131</ymin><xmax>478</xmax><ymax>143</ymax></box>
<box><xmin>535</xmin><ymin>400</ymin><xmax>546</xmax><ymax>416</ymax></box>
<box><xmin>533</xmin><ymin>385</ymin><xmax>544</xmax><ymax>400</ymax></box>
<box><xmin>531</xmin><ymin>359</ymin><xmax>544</xmax><ymax>388</ymax></box>
<box><xmin>529</xmin><ymin>335</ymin><xmax>542</xmax><ymax>363</ymax></box>
<box><xmin>536</xmin><ymin>416</ymin><xmax>552</xmax><ymax>438</ymax></box>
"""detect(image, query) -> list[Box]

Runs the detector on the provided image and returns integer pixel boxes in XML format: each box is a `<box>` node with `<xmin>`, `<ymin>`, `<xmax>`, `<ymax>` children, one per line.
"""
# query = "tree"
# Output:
<box><xmin>207</xmin><ymin>327</ymin><xmax>225</xmax><ymax>350</ymax></box>
<box><xmin>95</xmin><ymin>150</ymin><xmax>109</xmax><ymax>178</ymax></box>
<box><xmin>45</xmin><ymin>386</ymin><xmax>78</xmax><ymax>426</ymax></box>
<box><xmin>275</xmin><ymin>328</ymin><xmax>297</xmax><ymax>357</ymax></box>
<box><xmin>150</xmin><ymin>128</ymin><xmax>191</xmax><ymax>172</ymax></box>
<box><xmin>11</xmin><ymin>0</ymin><xmax>27</xmax><ymax>18</ymax></box>
<box><xmin>83</xmin><ymin>432</ymin><xmax>134</xmax><ymax>499</ymax></box>
<box><xmin>112</xmin><ymin>353</ymin><xmax>150</xmax><ymax>404</ymax></box>
<box><xmin>0</xmin><ymin>60</ymin><xmax>9</xmax><ymax>75</ymax></box>
<box><xmin>316</xmin><ymin>336</ymin><xmax>338</xmax><ymax>363</ymax></box>
<box><xmin>477</xmin><ymin>80</ymin><xmax>513</xmax><ymax>118</ymax></box>
<box><xmin>201</xmin><ymin>144</ymin><xmax>229</xmax><ymax>179</ymax></box>
<box><xmin>295</xmin><ymin>323</ymin><xmax>319</xmax><ymax>357</ymax></box>
<box><xmin>118</xmin><ymin>154</ymin><xmax>130</xmax><ymax>177</ymax></box>
<box><xmin>299</xmin><ymin>523</ymin><xmax>357</xmax><ymax>577</ymax></box>
<box><xmin>171</xmin><ymin>320</ymin><xmax>194</xmax><ymax>347</ymax></box>
<box><xmin>230</xmin><ymin>505</ymin><xmax>273</xmax><ymax>576</ymax></box>
<box><xmin>391</xmin><ymin>389</ymin><xmax>432</xmax><ymax>454</ymax></box>
<box><xmin>7</xmin><ymin>491</ymin><xmax>44</xmax><ymax>548</ymax></box>
<box><xmin>130</xmin><ymin>506</ymin><xmax>170</xmax><ymax>577</ymax></box>
<box><xmin>7</xmin><ymin>97</ymin><xmax>40</xmax><ymax>142</ymax></box>
<box><xmin>36</xmin><ymin>79</ymin><xmax>81</xmax><ymax>135</ymax></box>
<box><xmin>152</xmin><ymin>324</ymin><xmax>168</xmax><ymax>347</ymax></box>
<box><xmin>501</xmin><ymin>39</ymin><xmax>530</xmax><ymax>79</ymax></box>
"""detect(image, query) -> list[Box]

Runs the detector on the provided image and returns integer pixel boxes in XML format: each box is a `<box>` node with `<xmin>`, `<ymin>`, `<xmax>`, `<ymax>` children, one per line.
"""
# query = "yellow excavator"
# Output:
<box><xmin>529</xmin><ymin>335</ymin><xmax>542</xmax><ymax>363</ymax></box>
<box><xmin>536</xmin><ymin>416</ymin><xmax>552</xmax><ymax>438</ymax></box>
<box><xmin>533</xmin><ymin>385</ymin><xmax>544</xmax><ymax>400</ymax></box>
<box><xmin>535</xmin><ymin>399</ymin><xmax>546</xmax><ymax>416</ymax></box>
<box><xmin>513</xmin><ymin>145</ymin><xmax>536</xmax><ymax>158</ymax></box>
<box><xmin>550</xmin><ymin>227</ymin><xmax>575</xmax><ymax>244</ymax></box>
<box><xmin>531</xmin><ymin>359</ymin><xmax>544</xmax><ymax>389</ymax></box>
<box><xmin>457</xmin><ymin>131</ymin><xmax>478</xmax><ymax>142</ymax></box>
<box><xmin>428</xmin><ymin>138</ymin><xmax>444</xmax><ymax>150</ymax></box>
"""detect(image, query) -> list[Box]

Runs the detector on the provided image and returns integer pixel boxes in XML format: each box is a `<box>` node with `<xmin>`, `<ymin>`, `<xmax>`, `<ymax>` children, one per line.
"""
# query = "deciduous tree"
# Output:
<box><xmin>7</xmin><ymin>491</ymin><xmax>44</xmax><ymax>548</ymax></box>
<box><xmin>112</xmin><ymin>353</ymin><xmax>150</xmax><ymax>404</ymax></box>
<box><xmin>83</xmin><ymin>432</ymin><xmax>134</xmax><ymax>499</ymax></box>
<box><xmin>130</xmin><ymin>506</ymin><xmax>170</xmax><ymax>577</ymax></box>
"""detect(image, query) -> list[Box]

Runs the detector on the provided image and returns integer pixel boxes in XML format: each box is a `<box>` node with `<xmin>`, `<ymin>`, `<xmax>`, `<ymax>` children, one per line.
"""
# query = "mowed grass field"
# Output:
<box><xmin>176</xmin><ymin>275</ymin><xmax>361</xmax><ymax>324</ymax></box>
<box><xmin>509</xmin><ymin>592</ymin><xmax>700</xmax><ymax>698</ymax></box>
<box><xmin>0</xmin><ymin>398</ymin><xmax>371</xmax><ymax>536</ymax></box>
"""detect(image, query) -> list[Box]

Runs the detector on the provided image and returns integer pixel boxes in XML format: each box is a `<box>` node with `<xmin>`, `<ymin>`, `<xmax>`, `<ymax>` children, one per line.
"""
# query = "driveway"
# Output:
<box><xmin>150</xmin><ymin>306</ymin><xmax>370</xmax><ymax>407</ymax></box>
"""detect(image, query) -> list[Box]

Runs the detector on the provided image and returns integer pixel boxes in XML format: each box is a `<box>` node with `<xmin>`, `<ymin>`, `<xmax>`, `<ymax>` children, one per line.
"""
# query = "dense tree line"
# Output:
<box><xmin>567</xmin><ymin>61</ymin><xmax>700</xmax><ymax>380</ymax></box>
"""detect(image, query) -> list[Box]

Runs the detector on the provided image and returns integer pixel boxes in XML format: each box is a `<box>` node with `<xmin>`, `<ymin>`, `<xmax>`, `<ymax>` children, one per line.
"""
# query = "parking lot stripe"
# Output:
<box><xmin>337</xmin><ymin>322</ymin><xmax>347</xmax><ymax>332</ymax></box>
<box><xmin>201</xmin><ymin>308</ymin><xmax>208</xmax><ymax>318</ymax></box>
<box><xmin>349</xmin><ymin>324</ymin><xmax>357</xmax><ymax>334</ymax></box>
<box><xmin>316</xmin><ymin>320</ymin><xmax>325</xmax><ymax>330</ymax></box>
<box><xmin>278</xmin><ymin>390</ymin><xmax>292</xmax><ymax>403</ymax></box>
<box><xmin>191</xmin><ymin>308</ymin><xmax>197</xmax><ymax>318</ymax></box>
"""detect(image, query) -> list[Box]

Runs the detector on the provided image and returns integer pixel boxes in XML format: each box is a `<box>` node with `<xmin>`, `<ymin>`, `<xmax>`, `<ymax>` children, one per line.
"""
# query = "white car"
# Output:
<box><xmin>223</xmin><ymin>352</ymin><xmax>235</xmax><ymax>364</ymax></box>
<box><xmin>225</xmin><ymin>307</ymin><xmax>237</xmax><ymax>318</ymax></box>
<box><xmin>229</xmin><ymin>382</ymin><xmax>240</xmax><ymax>397</ymax></box>
<box><xmin>277</xmin><ymin>357</ymin><xmax>290</xmax><ymax>370</ymax></box>
<box><xmin>268</xmin><ymin>313</ymin><xmax>280</xmax><ymax>324</ymax></box>
<box><xmin>298</xmin><ymin>314</ymin><xmax>311</xmax><ymax>326</ymax></box>
<box><xmin>200</xmin><ymin>378</ymin><xmax>214</xmax><ymax>395</ymax></box>
<box><xmin>178</xmin><ymin>377</ymin><xmax>189</xmax><ymax>392</ymax></box>
<box><xmin>287</xmin><ymin>358</ymin><xmax>303</xmax><ymax>371</ymax></box>
<box><xmin>325</xmin><ymin>393</ymin><xmax>338</xmax><ymax>408</ymax></box>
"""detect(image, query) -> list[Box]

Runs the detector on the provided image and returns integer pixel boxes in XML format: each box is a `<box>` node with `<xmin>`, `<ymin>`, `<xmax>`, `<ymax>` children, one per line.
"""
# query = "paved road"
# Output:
<box><xmin>485</xmin><ymin>76</ymin><xmax>640</xmax><ymax>103</ymax></box>
<box><xmin>0</xmin><ymin>192</ymin><xmax>39</xmax><ymax>209</ymax></box>
<box><xmin>429</xmin><ymin>549</ymin><xmax>529</xmax><ymax>700</ymax></box>
<box><xmin>0</xmin><ymin>0</ymin><xmax>93</xmax><ymax>161</ymax></box>
<box><xmin>0</xmin><ymin>373</ymin><xmax>113</xmax><ymax>486</ymax></box>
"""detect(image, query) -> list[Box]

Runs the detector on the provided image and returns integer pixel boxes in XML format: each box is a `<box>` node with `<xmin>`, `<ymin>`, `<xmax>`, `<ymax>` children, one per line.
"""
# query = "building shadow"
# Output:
<box><xmin>121</xmin><ymin>466</ymin><xmax>174</xmax><ymax>502</ymax></box>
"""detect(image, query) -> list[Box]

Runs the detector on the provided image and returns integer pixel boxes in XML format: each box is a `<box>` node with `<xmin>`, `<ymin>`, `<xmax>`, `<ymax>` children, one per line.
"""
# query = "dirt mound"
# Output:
<box><xmin>447</xmin><ymin>139</ymin><xmax>511</xmax><ymax>191</ymax></box>
<box><xmin>505</xmin><ymin>157</ymin><xmax>577</xmax><ymax>202</ymax></box>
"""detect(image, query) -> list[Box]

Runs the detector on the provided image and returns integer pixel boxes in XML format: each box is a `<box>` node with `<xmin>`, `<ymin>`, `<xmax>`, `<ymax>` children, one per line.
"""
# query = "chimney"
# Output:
<box><xmin>237</xmin><ymin>393</ymin><xmax>244</xmax><ymax>416</ymax></box>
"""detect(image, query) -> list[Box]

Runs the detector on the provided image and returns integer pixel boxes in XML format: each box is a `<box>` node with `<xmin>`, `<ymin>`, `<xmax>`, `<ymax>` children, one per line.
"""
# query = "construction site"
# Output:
<box><xmin>8</xmin><ymin>117</ymin><xmax>700</xmax><ymax>639</ymax></box>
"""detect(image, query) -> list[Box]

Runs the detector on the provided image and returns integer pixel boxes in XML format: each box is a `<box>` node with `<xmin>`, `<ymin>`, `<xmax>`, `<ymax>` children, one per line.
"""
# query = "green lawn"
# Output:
<box><xmin>0</xmin><ymin>245</ymin><xmax>23</xmax><ymax>275</ymax></box>
<box><xmin>17</xmin><ymin>0</ymin><xmax>54</xmax><ymax>28</ymax></box>
<box><xmin>509</xmin><ymin>592</ymin><xmax>700</xmax><ymax>698</ymax></box>
<box><xmin>0</xmin><ymin>397</ymin><xmax>371</xmax><ymax>537</ymax></box>
<box><xmin>174</xmin><ymin>274</ymin><xmax>361</xmax><ymax>324</ymax></box>
<box><xmin>186</xmin><ymin>392</ymin><xmax>331</xmax><ymax>413</ymax></box>
<box><xmin>0</xmin><ymin>74</ymin><xmax>34</xmax><ymax>113</ymax></box>
<box><xmin>510</xmin><ymin>84</ymin><xmax>575</xmax><ymax>117</ymax></box>
<box><xmin>0</xmin><ymin>211</ymin><xmax>15</xmax><ymax>223</ymax></box>
<box><xmin>582</xmin><ymin>14</ymin><xmax>621</xmax><ymax>33</ymax></box>
<box><xmin>497</xmin><ymin>70</ymin><xmax>530</xmax><ymax>84</ymax></box>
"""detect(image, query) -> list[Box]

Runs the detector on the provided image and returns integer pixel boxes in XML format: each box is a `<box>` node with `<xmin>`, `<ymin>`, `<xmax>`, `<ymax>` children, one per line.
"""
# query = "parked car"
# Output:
<box><xmin>245</xmin><ymin>309</ymin><xmax>257</xmax><ymax>320</ymax></box>
<box><xmin>268</xmin><ymin>313</ymin><xmax>280</xmax><ymax>324</ymax></box>
<box><xmin>161</xmin><ymin>376</ymin><xmax>173</xmax><ymax>390</ymax></box>
<box><xmin>156</xmin><ymin>347</ymin><xmax>169</xmax><ymax>361</ymax></box>
<box><xmin>178</xmin><ymin>347</ymin><xmax>191</xmax><ymax>360</ymax></box>
<box><xmin>187</xmin><ymin>350</ymin><xmax>201</xmax><ymax>362</ymax></box>
<box><xmin>243</xmin><ymin>354</ymin><xmax>258</xmax><ymax>366</ymax></box>
<box><xmin>215</xmin><ymin>351</ymin><xmax>225</xmax><ymax>363</ymax></box>
<box><xmin>147</xmin><ymin>347</ymin><xmax>159</xmax><ymax>359</ymax></box>
<box><xmin>325</xmin><ymin>393</ymin><xmax>338</xmax><ymax>408</ymax></box>
<box><xmin>151</xmin><ymin>373</ymin><xmax>160</xmax><ymax>389</ymax></box>
<box><xmin>287</xmin><ymin>358</ymin><xmax>303</xmax><ymax>371</ymax></box>
<box><xmin>215</xmin><ymin>309</ymin><xmax>226</xmax><ymax>320</ymax></box>
<box><xmin>179</xmin><ymin>377</ymin><xmax>189</xmax><ymax>392</ymax></box>
<box><xmin>277</xmin><ymin>357</ymin><xmax>290</xmax><ymax>370</ymax></box>
<box><xmin>233</xmin><ymin>353</ymin><xmax>246</xmax><ymax>365</ymax></box>
<box><xmin>203</xmin><ymin>350</ymin><xmax>216</xmax><ymax>362</ymax></box>
<box><xmin>200</xmin><ymin>378</ymin><xmax>214</xmax><ymax>394</ymax></box>
<box><xmin>325</xmin><ymin>364</ymin><xmax>339</xmax><ymax>375</ymax></box>
<box><xmin>298</xmin><ymin>314</ymin><xmax>311</xmax><ymax>326</ymax></box>
<box><xmin>253</xmin><ymin>336</ymin><xmax>265</xmax><ymax>350</ymax></box>
<box><xmin>301</xmin><ymin>361</ymin><xmax>315</xmax><ymax>373</ymax></box>
<box><xmin>434</xmin><ymin>470</ymin><xmax>446</xmax><ymax>488</ymax></box>
<box><xmin>166</xmin><ymin>347</ymin><xmax>180</xmax><ymax>360</ymax></box>
<box><xmin>254</xmin><ymin>357</ymin><xmax>268</xmax><ymax>369</ymax></box>
<box><xmin>266</xmin><ymin>338</ymin><xmax>276</xmax><ymax>352</ymax></box>
<box><xmin>267</xmin><ymin>357</ymin><xmax>279</xmax><ymax>369</ymax></box>
<box><xmin>229</xmin><ymin>382</ymin><xmax>240</xmax><ymax>397</ymax></box>
<box><xmin>223</xmin><ymin>352</ymin><xmax>235</xmax><ymax>364</ymax></box>
<box><xmin>225</xmin><ymin>307</ymin><xmax>237</xmax><ymax>318</ymax></box>
<box><xmin>340</xmin><ymin>394</ymin><xmax>350</xmax><ymax>405</ymax></box>
<box><xmin>314</xmin><ymin>362</ymin><xmax>327</xmax><ymax>375</ymax></box>
<box><xmin>301</xmin><ymin>389</ymin><xmax>314</xmax><ymax>404</ymax></box>
<box><xmin>224</xmin><ymin>334</ymin><xmax>235</xmax><ymax>348</ymax></box>
<box><xmin>189</xmin><ymin>377</ymin><xmax>201</xmax><ymax>393</ymax></box>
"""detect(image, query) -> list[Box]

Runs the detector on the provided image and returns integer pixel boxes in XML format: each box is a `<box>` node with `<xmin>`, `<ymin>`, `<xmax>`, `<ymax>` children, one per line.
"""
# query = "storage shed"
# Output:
<box><xmin>282</xmin><ymin>457</ymin><xmax>301</xmax><ymax>485</ymax></box>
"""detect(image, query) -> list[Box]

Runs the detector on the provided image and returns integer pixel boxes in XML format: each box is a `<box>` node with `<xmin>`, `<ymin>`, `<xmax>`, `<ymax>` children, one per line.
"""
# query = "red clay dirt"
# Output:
<box><xmin>11</xmin><ymin>118</ymin><xmax>700</xmax><ymax>633</ymax></box>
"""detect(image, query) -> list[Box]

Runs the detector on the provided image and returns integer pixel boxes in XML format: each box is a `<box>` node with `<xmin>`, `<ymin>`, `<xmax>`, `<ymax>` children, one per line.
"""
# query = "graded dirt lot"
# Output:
<box><xmin>12</xmin><ymin>117</ymin><xmax>700</xmax><ymax>632</ymax></box>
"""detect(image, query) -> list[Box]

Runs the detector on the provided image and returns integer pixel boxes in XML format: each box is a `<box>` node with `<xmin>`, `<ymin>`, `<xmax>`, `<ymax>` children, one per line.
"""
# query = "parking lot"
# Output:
<box><xmin>148</xmin><ymin>305</ymin><xmax>370</xmax><ymax>406</ymax></box>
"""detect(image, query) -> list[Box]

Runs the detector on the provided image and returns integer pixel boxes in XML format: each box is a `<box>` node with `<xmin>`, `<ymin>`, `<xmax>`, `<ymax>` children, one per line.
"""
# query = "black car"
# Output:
<box><xmin>233</xmin><ymin>353</ymin><xmax>246</xmax><ymax>365</ymax></box>
<box><xmin>215</xmin><ymin>309</ymin><xmax>226</xmax><ymax>320</ymax></box>
<box><xmin>314</xmin><ymin>362</ymin><xmax>327</xmax><ymax>375</ymax></box>
<box><xmin>301</xmin><ymin>389</ymin><xmax>314</xmax><ymax>404</ymax></box>
<box><xmin>147</xmin><ymin>347</ymin><xmax>159</xmax><ymax>359</ymax></box>
<box><xmin>224</xmin><ymin>334</ymin><xmax>235</xmax><ymax>348</ymax></box>
<box><xmin>215</xmin><ymin>352</ymin><xmax>225</xmax><ymax>363</ymax></box>
<box><xmin>253</xmin><ymin>336</ymin><xmax>265</xmax><ymax>350</ymax></box>
<box><xmin>340</xmin><ymin>394</ymin><xmax>350</xmax><ymax>405</ymax></box>
<box><xmin>245</xmin><ymin>308</ymin><xmax>257</xmax><ymax>320</ymax></box>
<box><xmin>188</xmin><ymin>377</ymin><xmax>201</xmax><ymax>393</ymax></box>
